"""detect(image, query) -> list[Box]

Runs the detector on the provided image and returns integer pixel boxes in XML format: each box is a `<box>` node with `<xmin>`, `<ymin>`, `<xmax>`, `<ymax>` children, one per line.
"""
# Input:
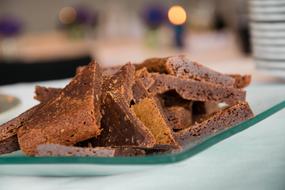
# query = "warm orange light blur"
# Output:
<box><xmin>59</xmin><ymin>7</ymin><xmax>77</xmax><ymax>24</ymax></box>
<box><xmin>168</xmin><ymin>5</ymin><xmax>187</xmax><ymax>25</ymax></box>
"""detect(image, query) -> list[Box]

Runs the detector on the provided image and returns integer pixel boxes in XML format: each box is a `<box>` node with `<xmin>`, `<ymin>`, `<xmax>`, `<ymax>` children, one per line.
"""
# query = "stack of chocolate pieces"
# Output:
<box><xmin>0</xmin><ymin>56</ymin><xmax>254</xmax><ymax>157</ymax></box>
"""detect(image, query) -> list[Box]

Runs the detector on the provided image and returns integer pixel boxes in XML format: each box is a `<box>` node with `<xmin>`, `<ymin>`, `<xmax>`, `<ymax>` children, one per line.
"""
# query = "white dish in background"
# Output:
<box><xmin>249</xmin><ymin>0</ymin><xmax>285</xmax><ymax>6</ymax></box>
<box><xmin>250</xmin><ymin>23</ymin><xmax>285</xmax><ymax>30</ymax></box>
<box><xmin>250</xmin><ymin>14</ymin><xmax>285</xmax><ymax>21</ymax></box>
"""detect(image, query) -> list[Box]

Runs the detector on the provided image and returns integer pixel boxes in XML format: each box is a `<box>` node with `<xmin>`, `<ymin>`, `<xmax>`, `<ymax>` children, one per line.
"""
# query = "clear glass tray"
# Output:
<box><xmin>0</xmin><ymin>84</ymin><xmax>284</xmax><ymax>176</ymax></box>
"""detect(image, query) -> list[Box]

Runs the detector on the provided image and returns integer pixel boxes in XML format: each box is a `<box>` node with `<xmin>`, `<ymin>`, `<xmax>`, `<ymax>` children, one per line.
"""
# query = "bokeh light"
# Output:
<box><xmin>59</xmin><ymin>7</ymin><xmax>77</xmax><ymax>24</ymax></box>
<box><xmin>168</xmin><ymin>5</ymin><xmax>187</xmax><ymax>25</ymax></box>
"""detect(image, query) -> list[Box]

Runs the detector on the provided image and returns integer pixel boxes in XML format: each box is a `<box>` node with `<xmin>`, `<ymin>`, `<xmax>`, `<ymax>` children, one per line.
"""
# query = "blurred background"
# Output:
<box><xmin>0</xmin><ymin>0</ymin><xmax>262</xmax><ymax>85</ymax></box>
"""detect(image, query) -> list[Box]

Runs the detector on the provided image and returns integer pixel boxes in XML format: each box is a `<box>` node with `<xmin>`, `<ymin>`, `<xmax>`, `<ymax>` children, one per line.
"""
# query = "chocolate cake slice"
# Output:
<box><xmin>87</xmin><ymin>64</ymin><xmax>156</xmax><ymax>148</ymax></box>
<box><xmin>136</xmin><ymin>56</ymin><xmax>235</xmax><ymax>86</ymax></box>
<box><xmin>36</xmin><ymin>144</ymin><xmax>145</xmax><ymax>157</ymax></box>
<box><xmin>132</xmin><ymin>97</ymin><xmax>179</xmax><ymax>147</ymax></box>
<box><xmin>174</xmin><ymin>101</ymin><xmax>254</xmax><ymax>147</ymax></box>
<box><xmin>17</xmin><ymin>61</ymin><xmax>103</xmax><ymax>155</ymax></box>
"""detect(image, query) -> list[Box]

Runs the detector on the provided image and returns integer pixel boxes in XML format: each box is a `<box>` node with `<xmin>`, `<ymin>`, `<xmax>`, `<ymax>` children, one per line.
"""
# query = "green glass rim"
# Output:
<box><xmin>0</xmin><ymin>100</ymin><xmax>284</xmax><ymax>165</ymax></box>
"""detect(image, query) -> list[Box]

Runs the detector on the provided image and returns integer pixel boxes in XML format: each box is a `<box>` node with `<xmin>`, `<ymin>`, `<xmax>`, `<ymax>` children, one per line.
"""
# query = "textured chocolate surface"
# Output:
<box><xmin>36</xmin><ymin>144</ymin><xmax>145</xmax><ymax>157</ymax></box>
<box><xmin>88</xmin><ymin>64</ymin><xmax>155</xmax><ymax>147</ymax></box>
<box><xmin>18</xmin><ymin>61</ymin><xmax>103</xmax><ymax>155</ymax></box>
<box><xmin>174</xmin><ymin>101</ymin><xmax>254</xmax><ymax>147</ymax></box>
<box><xmin>0</xmin><ymin>135</ymin><xmax>19</xmax><ymax>155</ymax></box>
<box><xmin>137</xmin><ymin>56</ymin><xmax>235</xmax><ymax>86</ymax></box>
<box><xmin>148</xmin><ymin>74</ymin><xmax>246</xmax><ymax>104</ymax></box>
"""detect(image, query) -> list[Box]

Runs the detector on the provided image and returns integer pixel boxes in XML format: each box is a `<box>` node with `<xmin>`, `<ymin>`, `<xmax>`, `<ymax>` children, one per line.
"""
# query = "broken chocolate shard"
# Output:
<box><xmin>34</xmin><ymin>86</ymin><xmax>61</xmax><ymax>103</ymax></box>
<box><xmin>17</xmin><ymin>61</ymin><xmax>103</xmax><ymax>156</ymax></box>
<box><xmin>148</xmin><ymin>74</ymin><xmax>246</xmax><ymax>104</ymax></box>
<box><xmin>0</xmin><ymin>105</ymin><xmax>40</xmax><ymax>142</ymax></box>
<box><xmin>36</xmin><ymin>144</ymin><xmax>145</xmax><ymax>157</ymax></box>
<box><xmin>174</xmin><ymin>101</ymin><xmax>254</xmax><ymax>147</ymax></box>
<box><xmin>92</xmin><ymin>93</ymin><xmax>155</xmax><ymax>147</ymax></box>
<box><xmin>87</xmin><ymin>64</ymin><xmax>156</xmax><ymax>148</ymax></box>
<box><xmin>137</xmin><ymin>56</ymin><xmax>235</xmax><ymax>86</ymax></box>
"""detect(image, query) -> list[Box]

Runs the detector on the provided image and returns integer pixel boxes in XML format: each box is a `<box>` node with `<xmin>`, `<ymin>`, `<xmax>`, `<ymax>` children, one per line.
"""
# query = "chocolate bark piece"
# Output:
<box><xmin>17</xmin><ymin>61</ymin><xmax>103</xmax><ymax>156</ymax></box>
<box><xmin>36</xmin><ymin>144</ymin><xmax>145</xmax><ymax>157</ymax></box>
<box><xmin>93</xmin><ymin>93</ymin><xmax>155</xmax><ymax>147</ymax></box>
<box><xmin>34</xmin><ymin>86</ymin><xmax>61</xmax><ymax>103</ymax></box>
<box><xmin>132</xmin><ymin>80</ymin><xmax>149</xmax><ymax>104</ymax></box>
<box><xmin>132</xmin><ymin>97</ymin><xmax>179</xmax><ymax>147</ymax></box>
<box><xmin>228</xmin><ymin>74</ymin><xmax>252</xmax><ymax>89</ymax></box>
<box><xmin>148</xmin><ymin>74</ymin><xmax>246</xmax><ymax>104</ymax></box>
<box><xmin>174</xmin><ymin>101</ymin><xmax>254</xmax><ymax>147</ymax></box>
<box><xmin>137</xmin><ymin>56</ymin><xmax>235</xmax><ymax>86</ymax></box>
<box><xmin>88</xmin><ymin>64</ymin><xmax>155</xmax><ymax>147</ymax></box>
<box><xmin>0</xmin><ymin>106</ymin><xmax>37</xmax><ymax>142</ymax></box>
<box><xmin>103</xmin><ymin>63</ymin><xmax>135</xmax><ymax>102</ymax></box>
<box><xmin>0</xmin><ymin>135</ymin><xmax>19</xmax><ymax>155</ymax></box>
<box><xmin>165</xmin><ymin>106</ymin><xmax>193</xmax><ymax>130</ymax></box>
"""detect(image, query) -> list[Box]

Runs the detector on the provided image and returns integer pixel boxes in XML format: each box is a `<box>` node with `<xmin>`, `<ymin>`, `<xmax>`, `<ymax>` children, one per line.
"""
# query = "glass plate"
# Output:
<box><xmin>0</xmin><ymin>85</ymin><xmax>284</xmax><ymax>176</ymax></box>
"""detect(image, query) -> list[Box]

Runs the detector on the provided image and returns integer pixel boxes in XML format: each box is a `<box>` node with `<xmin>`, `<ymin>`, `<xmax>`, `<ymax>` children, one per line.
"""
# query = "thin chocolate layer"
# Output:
<box><xmin>136</xmin><ymin>56</ymin><xmax>235</xmax><ymax>86</ymax></box>
<box><xmin>174</xmin><ymin>101</ymin><xmax>254</xmax><ymax>147</ymax></box>
<box><xmin>148</xmin><ymin>74</ymin><xmax>246</xmax><ymax>104</ymax></box>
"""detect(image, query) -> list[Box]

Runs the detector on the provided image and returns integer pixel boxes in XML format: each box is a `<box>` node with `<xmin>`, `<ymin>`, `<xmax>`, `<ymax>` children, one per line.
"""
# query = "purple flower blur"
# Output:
<box><xmin>0</xmin><ymin>16</ymin><xmax>22</xmax><ymax>37</ymax></box>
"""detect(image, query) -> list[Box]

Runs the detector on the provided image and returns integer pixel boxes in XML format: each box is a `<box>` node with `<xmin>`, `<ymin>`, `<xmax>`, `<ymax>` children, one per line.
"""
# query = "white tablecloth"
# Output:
<box><xmin>0</xmin><ymin>79</ymin><xmax>284</xmax><ymax>190</ymax></box>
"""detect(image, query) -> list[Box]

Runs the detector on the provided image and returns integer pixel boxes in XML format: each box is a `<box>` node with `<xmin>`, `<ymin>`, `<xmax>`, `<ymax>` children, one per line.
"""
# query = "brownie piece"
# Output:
<box><xmin>0</xmin><ymin>135</ymin><xmax>19</xmax><ymax>155</ymax></box>
<box><xmin>36</xmin><ymin>144</ymin><xmax>145</xmax><ymax>157</ymax></box>
<box><xmin>148</xmin><ymin>74</ymin><xmax>246</xmax><ymax>104</ymax></box>
<box><xmin>17</xmin><ymin>61</ymin><xmax>103</xmax><ymax>155</ymax></box>
<box><xmin>34</xmin><ymin>86</ymin><xmax>61</xmax><ymax>103</ymax></box>
<box><xmin>137</xmin><ymin>56</ymin><xmax>235</xmax><ymax>86</ymax></box>
<box><xmin>228</xmin><ymin>74</ymin><xmax>252</xmax><ymax>89</ymax></box>
<box><xmin>132</xmin><ymin>97</ymin><xmax>179</xmax><ymax>147</ymax></box>
<box><xmin>174</xmin><ymin>101</ymin><xmax>254</xmax><ymax>147</ymax></box>
<box><xmin>88</xmin><ymin>64</ymin><xmax>156</xmax><ymax>148</ymax></box>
